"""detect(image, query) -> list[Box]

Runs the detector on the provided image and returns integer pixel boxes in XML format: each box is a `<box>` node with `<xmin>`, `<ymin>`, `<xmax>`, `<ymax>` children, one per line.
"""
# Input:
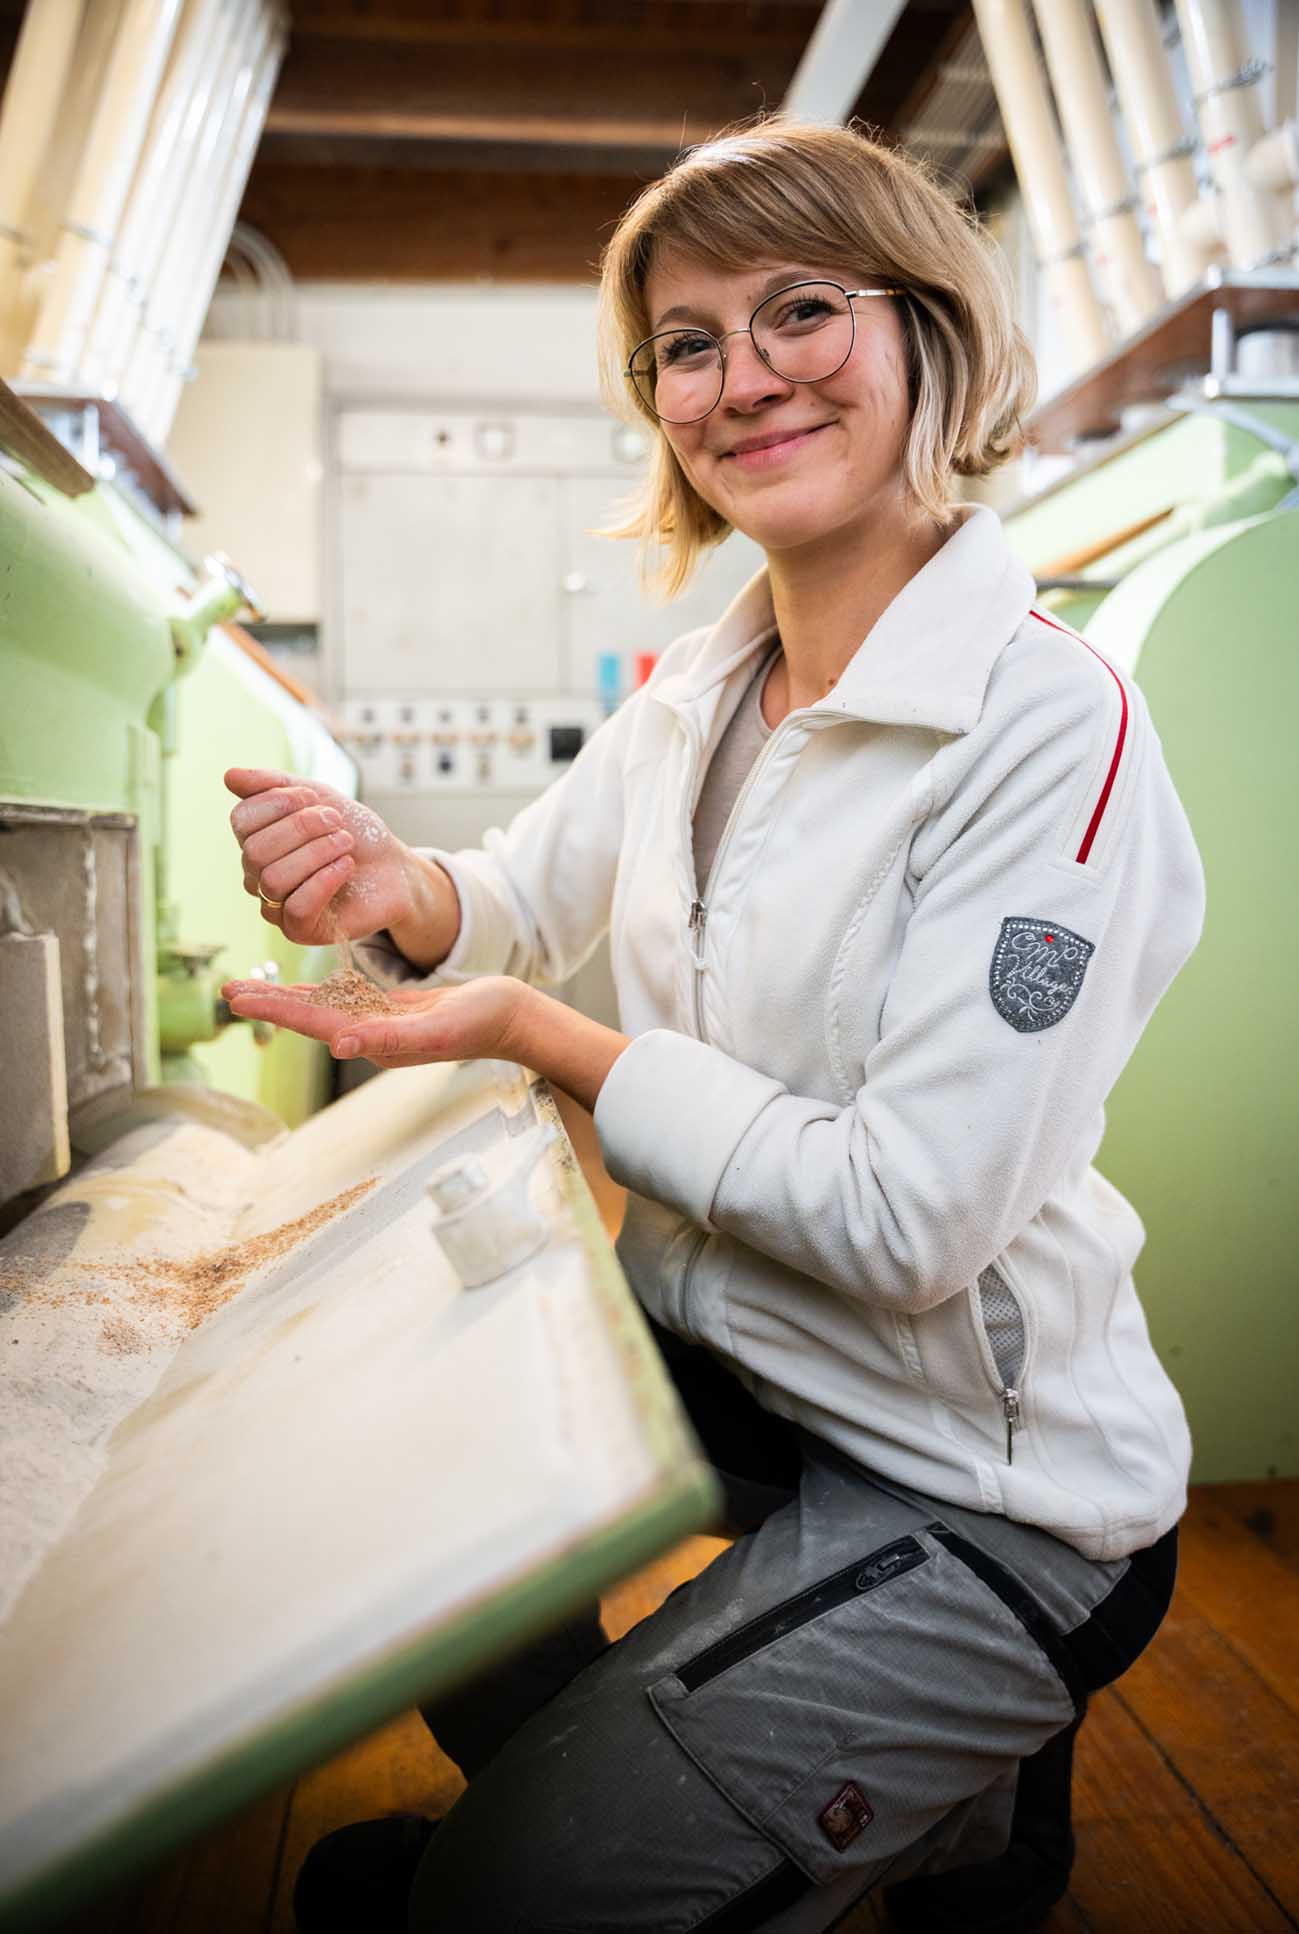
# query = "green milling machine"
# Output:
<box><xmin>1000</xmin><ymin>279</ymin><xmax>1299</xmax><ymax>1492</ymax></box>
<box><xmin>0</xmin><ymin>385</ymin><xmax>347</xmax><ymax>1174</ymax></box>
<box><xmin>0</xmin><ymin>383</ymin><xmax>718</xmax><ymax>1929</ymax></box>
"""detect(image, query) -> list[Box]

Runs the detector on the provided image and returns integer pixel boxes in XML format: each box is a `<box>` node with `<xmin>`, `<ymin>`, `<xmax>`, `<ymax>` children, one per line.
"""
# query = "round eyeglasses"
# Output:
<box><xmin>626</xmin><ymin>279</ymin><xmax>905</xmax><ymax>425</ymax></box>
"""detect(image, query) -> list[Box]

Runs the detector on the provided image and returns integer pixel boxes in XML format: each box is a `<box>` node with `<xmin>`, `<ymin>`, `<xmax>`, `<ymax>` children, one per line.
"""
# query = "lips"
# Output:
<box><xmin>722</xmin><ymin>423</ymin><xmax>834</xmax><ymax>458</ymax></box>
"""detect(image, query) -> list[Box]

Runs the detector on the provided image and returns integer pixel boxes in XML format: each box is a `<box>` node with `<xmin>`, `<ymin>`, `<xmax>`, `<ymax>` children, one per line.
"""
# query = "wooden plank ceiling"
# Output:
<box><xmin>0</xmin><ymin>0</ymin><xmax>1011</xmax><ymax>283</ymax></box>
<box><xmin>244</xmin><ymin>0</ymin><xmax>1010</xmax><ymax>280</ymax></box>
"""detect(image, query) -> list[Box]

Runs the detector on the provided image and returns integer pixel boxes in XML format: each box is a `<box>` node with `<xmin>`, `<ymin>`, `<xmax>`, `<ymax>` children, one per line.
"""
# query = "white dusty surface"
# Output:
<box><xmin>0</xmin><ymin>1062</ymin><xmax>665</xmax><ymax>1907</ymax></box>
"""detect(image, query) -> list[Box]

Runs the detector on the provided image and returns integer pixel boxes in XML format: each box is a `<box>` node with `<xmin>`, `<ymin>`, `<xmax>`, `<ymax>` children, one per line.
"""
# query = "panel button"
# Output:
<box><xmin>548</xmin><ymin>724</ymin><xmax>585</xmax><ymax>763</ymax></box>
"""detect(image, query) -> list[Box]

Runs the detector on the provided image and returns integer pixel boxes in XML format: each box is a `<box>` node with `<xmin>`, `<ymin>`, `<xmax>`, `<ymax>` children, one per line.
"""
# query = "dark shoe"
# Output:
<box><xmin>293</xmin><ymin>1813</ymin><xmax>438</xmax><ymax>1932</ymax></box>
<box><xmin>883</xmin><ymin>1712</ymin><xmax>1082</xmax><ymax>1934</ymax></box>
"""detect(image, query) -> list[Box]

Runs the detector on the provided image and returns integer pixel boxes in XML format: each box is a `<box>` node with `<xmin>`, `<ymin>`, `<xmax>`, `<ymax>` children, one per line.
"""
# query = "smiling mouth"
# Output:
<box><xmin>722</xmin><ymin>423</ymin><xmax>834</xmax><ymax>460</ymax></box>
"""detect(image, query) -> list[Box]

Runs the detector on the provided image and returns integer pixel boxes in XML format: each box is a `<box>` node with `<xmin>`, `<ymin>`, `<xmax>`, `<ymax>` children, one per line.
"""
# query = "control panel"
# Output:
<box><xmin>340</xmin><ymin>696</ymin><xmax>607</xmax><ymax>795</ymax></box>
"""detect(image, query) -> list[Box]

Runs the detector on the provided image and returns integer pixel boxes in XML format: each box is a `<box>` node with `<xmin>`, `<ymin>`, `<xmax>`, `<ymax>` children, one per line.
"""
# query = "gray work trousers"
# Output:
<box><xmin>409</xmin><ymin>1324</ymin><xmax>1177</xmax><ymax>1933</ymax></box>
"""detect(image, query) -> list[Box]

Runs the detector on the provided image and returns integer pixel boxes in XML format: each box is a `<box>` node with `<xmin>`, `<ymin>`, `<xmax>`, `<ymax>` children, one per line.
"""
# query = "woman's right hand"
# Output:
<box><xmin>225</xmin><ymin>767</ymin><xmax>461</xmax><ymax>967</ymax></box>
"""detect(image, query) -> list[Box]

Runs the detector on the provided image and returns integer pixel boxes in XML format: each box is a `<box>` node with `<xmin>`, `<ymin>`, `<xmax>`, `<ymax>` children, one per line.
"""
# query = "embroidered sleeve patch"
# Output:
<box><xmin>990</xmin><ymin>918</ymin><xmax>1095</xmax><ymax>1033</ymax></box>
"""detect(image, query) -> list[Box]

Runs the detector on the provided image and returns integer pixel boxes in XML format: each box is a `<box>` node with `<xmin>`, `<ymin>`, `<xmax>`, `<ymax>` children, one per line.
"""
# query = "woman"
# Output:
<box><xmin>225</xmin><ymin>116</ymin><xmax>1204</xmax><ymax>1934</ymax></box>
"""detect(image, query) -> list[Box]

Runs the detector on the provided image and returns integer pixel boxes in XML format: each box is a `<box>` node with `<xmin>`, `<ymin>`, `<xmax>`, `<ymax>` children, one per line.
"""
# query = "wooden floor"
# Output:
<box><xmin>56</xmin><ymin>1477</ymin><xmax>1299</xmax><ymax>1934</ymax></box>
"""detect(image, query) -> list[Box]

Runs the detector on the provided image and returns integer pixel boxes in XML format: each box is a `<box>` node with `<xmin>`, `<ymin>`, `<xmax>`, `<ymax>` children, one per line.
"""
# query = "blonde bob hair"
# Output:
<box><xmin>596</xmin><ymin>114</ymin><xmax>1036</xmax><ymax>598</ymax></box>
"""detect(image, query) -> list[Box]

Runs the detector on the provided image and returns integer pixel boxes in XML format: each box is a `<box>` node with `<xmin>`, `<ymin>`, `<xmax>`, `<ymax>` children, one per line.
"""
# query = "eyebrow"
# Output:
<box><xmin>650</xmin><ymin>270</ymin><xmax>826</xmax><ymax>333</ymax></box>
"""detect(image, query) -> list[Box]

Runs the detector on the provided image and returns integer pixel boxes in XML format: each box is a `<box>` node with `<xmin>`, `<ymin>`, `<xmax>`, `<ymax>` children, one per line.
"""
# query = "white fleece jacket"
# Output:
<box><xmin>361</xmin><ymin>504</ymin><xmax>1206</xmax><ymax>1561</ymax></box>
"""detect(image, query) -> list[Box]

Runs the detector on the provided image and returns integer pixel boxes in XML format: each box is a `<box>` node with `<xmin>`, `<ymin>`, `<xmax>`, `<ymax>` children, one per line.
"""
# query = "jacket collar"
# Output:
<box><xmin>654</xmin><ymin>504</ymin><xmax>1036</xmax><ymax>737</ymax></box>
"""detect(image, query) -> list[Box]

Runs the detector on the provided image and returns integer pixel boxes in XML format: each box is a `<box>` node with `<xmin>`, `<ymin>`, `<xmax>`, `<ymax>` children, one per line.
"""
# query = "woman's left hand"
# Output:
<box><xmin>221</xmin><ymin>974</ymin><xmax>533</xmax><ymax>1069</ymax></box>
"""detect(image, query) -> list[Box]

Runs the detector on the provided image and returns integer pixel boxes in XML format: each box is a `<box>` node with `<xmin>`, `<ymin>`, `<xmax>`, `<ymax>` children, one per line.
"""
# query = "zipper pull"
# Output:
<box><xmin>1002</xmin><ymin>1389</ymin><xmax>1021</xmax><ymax>1464</ymax></box>
<box><xmin>688</xmin><ymin>897</ymin><xmax>708</xmax><ymax>967</ymax></box>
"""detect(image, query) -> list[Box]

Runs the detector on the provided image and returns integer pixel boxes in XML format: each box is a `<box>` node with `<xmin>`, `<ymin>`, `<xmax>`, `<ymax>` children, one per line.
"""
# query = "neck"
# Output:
<box><xmin>764</xmin><ymin>498</ymin><xmax>955</xmax><ymax>714</ymax></box>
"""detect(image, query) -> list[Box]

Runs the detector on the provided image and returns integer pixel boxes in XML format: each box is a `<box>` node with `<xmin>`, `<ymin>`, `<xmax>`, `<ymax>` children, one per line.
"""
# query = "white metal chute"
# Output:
<box><xmin>1092</xmin><ymin>0</ymin><xmax>1223</xmax><ymax>296</ymax></box>
<box><xmin>118</xmin><ymin>0</ymin><xmax>264</xmax><ymax>426</ymax></box>
<box><xmin>0</xmin><ymin>0</ymin><xmax>87</xmax><ymax>376</ymax></box>
<box><xmin>19</xmin><ymin>0</ymin><xmax>183</xmax><ymax>384</ymax></box>
<box><xmin>783</xmin><ymin>0</ymin><xmax>910</xmax><ymax>125</ymax></box>
<box><xmin>141</xmin><ymin>8</ymin><xmax>286</xmax><ymax>444</ymax></box>
<box><xmin>970</xmin><ymin>0</ymin><xmax>1109</xmax><ymax>372</ymax></box>
<box><xmin>1030</xmin><ymin>0</ymin><xmax>1166</xmax><ymax>331</ymax></box>
<box><xmin>81</xmin><ymin>0</ymin><xmax>229</xmax><ymax>391</ymax></box>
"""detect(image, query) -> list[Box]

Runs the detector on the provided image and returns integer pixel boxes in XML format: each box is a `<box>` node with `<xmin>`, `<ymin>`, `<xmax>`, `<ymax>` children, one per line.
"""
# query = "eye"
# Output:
<box><xmin>770</xmin><ymin>296</ymin><xmax>835</xmax><ymax>331</ymax></box>
<box><xmin>659</xmin><ymin>332</ymin><xmax>716</xmax><ymax>368</ymax></box>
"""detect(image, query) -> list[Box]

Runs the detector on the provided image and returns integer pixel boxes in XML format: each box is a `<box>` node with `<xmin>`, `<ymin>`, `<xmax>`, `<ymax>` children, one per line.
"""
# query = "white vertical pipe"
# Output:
<box><xmin>142</xmin><ymin>11</ymin><xmax>286</xmax><ymax>443</ymax></box>
<box><xmin>1031</xmin><ymin>0</ymin><xmax>1166</xmax><ymax>331</ymax></box>
<box><xmin>19</xmin><ymin>0</ymin><xmax>183</xmax><ymax>383</ymax></box>
<box><xmin>104</xmin><ymin>0</ymin><xmax>252</xmax><ymax>393</ymax></box>
<box><xmin>1174</xmin><ymin>0</ymin><xmax>1293</xmax><ymax>266</ymax></box>
<box><xmin>1248</xmin><ymin>119</ymin><xmax>1299</xmax><ymax>195</ymax></box>
<box><xmin>82</xmin><ymin>0</ymin><xmax>228</xmax><ymax>389</ymax></box>
<box><xmin>20</xmin><ymin>0</ymin><xmax>127</xmax><ymax>268</ymax></box>
<box><xmin>971</xmin><ymin>0</ymin><xmax>1110</xmax><ymax>372</ymax></box>
<box><xmin>0</xmin><ymin>1</ymin><xmax>86</xmax><ymax>355</ymax></box>
<box><xmin>1092</xmin><ymin>0</ymin><xmax>1221</xmax><ymax>295</ymax></box>
<box><xmin>118</xmin><ymin>0</ymin><xmax>259</xmax><ymax>420</ymax></box>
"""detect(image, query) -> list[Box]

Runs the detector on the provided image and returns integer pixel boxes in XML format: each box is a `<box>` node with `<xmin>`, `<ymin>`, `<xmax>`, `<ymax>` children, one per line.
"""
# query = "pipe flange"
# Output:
<box><xmin>1133</xmin><ymin>137</ymin><xmax>1197</xmax><ymax>175</ymax></box>
<box><xmin>1194</xmin><ymin>56</ymin><xmax>1270</xmax><ymax>105</ymax></box>
<box><xmin>1081</xmin><ymin>194</ymin><xmax>1140</xmax><ymax>226</ymax></box>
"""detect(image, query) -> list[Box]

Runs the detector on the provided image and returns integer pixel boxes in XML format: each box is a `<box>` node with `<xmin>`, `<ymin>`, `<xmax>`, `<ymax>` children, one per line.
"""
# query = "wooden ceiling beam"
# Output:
<box><xmin>285</xmin><ymin>0</ymin><xmax>821</xmax><ymax>57</ymax></box>
<box><xmin>265</xmin><ymin>36</ymin><xmax>787</xmax><ymax>143</ymax></box>
<box><xmin>264</xmin><ymin>106</ymin><xmax>718</xmax><ymax>150</ymax></box>
<box><xmin>255</xmin><ymin>132</ymin><xmax>682</xmax><ymax>176</ymax></box>
<box><xmin>238</xmin><ymin>164</ymin><xmax>641</xmax><ymax>281</ymax></box>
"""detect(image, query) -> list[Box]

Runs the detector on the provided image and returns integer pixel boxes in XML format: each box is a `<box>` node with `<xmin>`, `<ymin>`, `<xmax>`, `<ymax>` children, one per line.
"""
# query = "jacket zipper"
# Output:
<box><xmin>974</xmin><ymin>1264</ymin><xmax>1029</xmax><ymax>1465</ymax></box>
<box><xmin>680</xmin><ymin>702</ymin><xmax>829</xmax><ymax>1045</ymax></box>
<box><xmin>1001</xmin><ymin>1388</ymin><xmax>1022</xmax><ymax>1463</ymax></box>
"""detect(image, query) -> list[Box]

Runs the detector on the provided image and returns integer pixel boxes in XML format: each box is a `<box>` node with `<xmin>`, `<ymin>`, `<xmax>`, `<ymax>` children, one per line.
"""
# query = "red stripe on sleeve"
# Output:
<box><xmin>1030</xmin><ymin>609</ymin><xmax>1130</xmax><ymax>864</ymax></box>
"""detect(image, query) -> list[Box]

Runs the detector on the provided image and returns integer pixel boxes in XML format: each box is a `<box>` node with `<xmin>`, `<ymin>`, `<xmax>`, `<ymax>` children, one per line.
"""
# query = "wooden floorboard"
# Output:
<box><xmin>48</xmin><ymin>1481</ymin><xmax>1299</xmax><ymax>1934</ymax></box>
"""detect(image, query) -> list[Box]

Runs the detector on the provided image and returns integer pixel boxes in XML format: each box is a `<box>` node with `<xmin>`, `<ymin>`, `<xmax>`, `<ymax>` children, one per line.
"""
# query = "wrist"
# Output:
<box><xmin>510</xmin><ymin>984</ymin><xmax>629</xmax><ymax>1114</ymax></box>
<box><xmin>388</xmin><ymin>850</ymin><xmax>460</xmax><ymax>970</ymax></box>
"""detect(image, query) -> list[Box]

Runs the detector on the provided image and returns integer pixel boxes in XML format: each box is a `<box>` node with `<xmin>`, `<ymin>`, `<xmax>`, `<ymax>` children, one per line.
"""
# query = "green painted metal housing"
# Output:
<box><xmin>0</xmin><ymin>454</ymin><xmax>347</xmax><ymax>1132</ymax></box>
<box><xmin>1005</xmin><ymin>411</ymin><xmax>1299</xmax><ymax>1483</ymax></box>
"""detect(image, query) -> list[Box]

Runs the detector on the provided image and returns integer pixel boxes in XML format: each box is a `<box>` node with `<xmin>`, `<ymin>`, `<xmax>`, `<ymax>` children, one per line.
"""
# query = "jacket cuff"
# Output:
<box><xmin>594</xmin><ymin>1028</ymin><xmax>784</xmax><ymax>1228</ymax></box>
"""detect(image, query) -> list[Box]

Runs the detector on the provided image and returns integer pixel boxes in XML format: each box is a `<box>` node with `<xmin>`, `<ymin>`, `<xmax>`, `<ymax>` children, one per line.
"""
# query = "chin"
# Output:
<box><xmin>728</xmin><ymin>500</ymin><xmax>854</xmax><ymax>555</ymax></box>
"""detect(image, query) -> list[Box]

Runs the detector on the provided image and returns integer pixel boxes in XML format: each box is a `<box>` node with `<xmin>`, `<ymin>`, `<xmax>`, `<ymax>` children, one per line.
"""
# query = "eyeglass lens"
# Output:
<box><xmin>629</xmin><ymin>282</ymin><xmax>857</xmax><ymax>423</ymax></box>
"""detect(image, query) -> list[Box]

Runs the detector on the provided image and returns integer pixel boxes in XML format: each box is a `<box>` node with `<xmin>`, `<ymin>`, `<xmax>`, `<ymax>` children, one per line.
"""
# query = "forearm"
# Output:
<box><xmin>513</xmin><ymin>984</ymin><xmax>630</xmax><ymax>1114</ymax></box>
<box><xmin>386</xmin><ymin>850</ymin><xmax>462</xmax><ymax>970</ymax></box>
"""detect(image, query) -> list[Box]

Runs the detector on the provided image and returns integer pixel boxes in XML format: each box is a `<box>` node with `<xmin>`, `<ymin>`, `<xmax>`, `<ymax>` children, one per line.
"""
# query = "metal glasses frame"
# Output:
<box><xmin>626</xmin><ymin>279</ymin><xmax>906</xmax><ymax>424</ymax></box>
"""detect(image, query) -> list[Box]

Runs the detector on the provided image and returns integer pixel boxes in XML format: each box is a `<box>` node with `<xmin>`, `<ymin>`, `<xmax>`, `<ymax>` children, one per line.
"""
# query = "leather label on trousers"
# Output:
<box><xmin>819</xmin><ymin>1781</ymin><xmax>874</xmax><ymax>1850</ymax></box>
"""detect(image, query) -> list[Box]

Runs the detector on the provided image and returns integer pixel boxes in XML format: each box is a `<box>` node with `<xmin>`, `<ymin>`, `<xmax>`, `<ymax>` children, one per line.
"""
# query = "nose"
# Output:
<box><xmin>718</xmin><ymin>329</ymin><xmax>792</xmax><ymax>411</ymax></box>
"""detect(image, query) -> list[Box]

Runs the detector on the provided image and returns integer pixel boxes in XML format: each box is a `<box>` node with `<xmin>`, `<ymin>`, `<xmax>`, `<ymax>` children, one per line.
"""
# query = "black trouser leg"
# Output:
<box><xmin>419</xmin><ymin>1605</ymin><xmax>609</xmax><ymax>1780</ymax></box>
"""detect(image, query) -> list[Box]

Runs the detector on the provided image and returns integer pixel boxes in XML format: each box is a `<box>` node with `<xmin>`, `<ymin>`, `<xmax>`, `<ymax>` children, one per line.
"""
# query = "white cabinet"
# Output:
<box><xmin>337</xmin><ymin>471</ymin><xmax>564</xmax><ymax>694</ymax></box>
<box><xmin>562</xmin><ymin>473</ymin><xmax>764</xmax><ymax>700</ymax></box>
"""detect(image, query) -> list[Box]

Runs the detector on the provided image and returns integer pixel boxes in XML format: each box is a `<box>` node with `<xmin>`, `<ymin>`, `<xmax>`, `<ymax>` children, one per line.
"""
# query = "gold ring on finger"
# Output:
<box><xmin>258</xmin><ymin>884</ymin><xmax>285</xmax><ymax>910</ymax></box>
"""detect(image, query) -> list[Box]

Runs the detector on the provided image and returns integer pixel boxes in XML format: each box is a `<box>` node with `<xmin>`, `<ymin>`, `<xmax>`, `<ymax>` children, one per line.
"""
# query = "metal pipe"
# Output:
<box><xmin>1247</xmin><ymin>119</ymin><xmax>1299</xmax><ymax>196</ymax></box>
<box><xmin>106</xmin><ymin>0</ymin><xmax>252</xmax><ymax>398</ymax></box>
<box><xmin>118</xmin><ymin>0</ymin><xmax>260</xmax><ymax>423</ymax></box>
<box><xmin>971</xmin><ymin>0</ymin><xmax>1109</xmax><ymax>372</ymax></box>
<box><xmin>143</xmin><ymin>11</ymin><xmax>286</xmax><ymax>444</ymax></box>
<box><xmin>1173</xmin><ymin>0</ymin><xmax>1293</xmax><ymax>267</ymax></box>
<box><xmin>0</xmin><ymin>0</ymin><xmax>86</xmax><ymax>375</ymax></box>
<box><xmin>1031</xmin><ymin>0</ymin><xmax>1166</xmax><ymax>331</ymax></box>
<box><xmin>81</xmin><ymin>0</ymin><xmax>229</xmax><ymax>390</ymax></box>
<box><xmin>19</xmin><ymin>0</ymin><xmax>184</xmax><ymax>384</ymax></box>
<box><xmin>1092</xmin><ymin>0</ymin><xmax>1222</xmax><ymax>295</ymax></box>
